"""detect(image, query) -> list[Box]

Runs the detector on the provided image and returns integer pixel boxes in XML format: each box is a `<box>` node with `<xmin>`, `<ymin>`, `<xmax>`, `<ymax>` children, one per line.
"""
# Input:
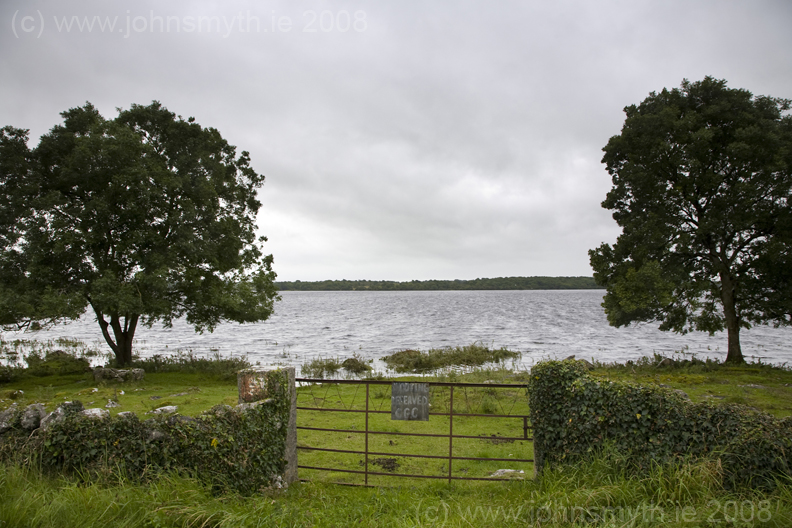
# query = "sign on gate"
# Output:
<box><xmin>391</xmin><ymin>382</ymin><xmax>429</xmax><ymax>421</ymax></box>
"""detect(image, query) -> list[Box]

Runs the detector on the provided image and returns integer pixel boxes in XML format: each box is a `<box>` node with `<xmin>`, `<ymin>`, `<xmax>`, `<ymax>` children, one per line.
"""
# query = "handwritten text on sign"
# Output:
<box><xmin>391</xmin><ymin>382</ymin><xmax>429</xmax><ymax>421</ymax></box>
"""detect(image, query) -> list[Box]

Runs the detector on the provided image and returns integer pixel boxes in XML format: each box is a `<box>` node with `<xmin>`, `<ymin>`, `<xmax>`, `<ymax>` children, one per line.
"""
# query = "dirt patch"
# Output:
<box><xmin>484</xmin><ymin>434</ymin><xmax>515</xmax><ymax>445</ymax></box>
<box><xmin>361</xmin><ymin>457</ymin><xmax>400</xmax><ymax>472</ymax></box>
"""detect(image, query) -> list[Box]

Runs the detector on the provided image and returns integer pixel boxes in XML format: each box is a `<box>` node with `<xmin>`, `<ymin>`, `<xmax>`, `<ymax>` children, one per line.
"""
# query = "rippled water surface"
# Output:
<box><xmin>8</xmin><ymin>290</ymin><xmax>792</xmax><ymax>369</ymax></box>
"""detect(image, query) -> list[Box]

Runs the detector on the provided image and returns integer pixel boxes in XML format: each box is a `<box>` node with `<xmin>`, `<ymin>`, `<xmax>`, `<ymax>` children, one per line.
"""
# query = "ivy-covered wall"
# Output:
<box><xmin>0</xmin><ymin>370</ymin><xmax>292</xmax><ymax>495</ymax></box>
<box><xmin>528</xmin><ymin>360</ymin><xmax>792</xmax><ymax>489</ymax></box>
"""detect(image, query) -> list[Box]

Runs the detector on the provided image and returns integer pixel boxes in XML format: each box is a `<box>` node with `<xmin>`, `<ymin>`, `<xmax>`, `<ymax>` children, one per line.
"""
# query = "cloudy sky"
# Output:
<box><xmin>2</xmin><ymin>0</ymin><xmax>791</xmax><ymax>282</ymax></box>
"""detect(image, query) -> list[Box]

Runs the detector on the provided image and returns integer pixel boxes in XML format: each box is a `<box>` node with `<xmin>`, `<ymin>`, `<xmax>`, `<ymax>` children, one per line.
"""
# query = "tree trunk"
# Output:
<box><xmin>719</xmin><ymin>271</ymin><xmax>745</xmax><ymax>364</ymax></box>
<box><xmin>91</xmin><ymin>304</ymin><xmax>139</xmax><ymax>366</ymax></box>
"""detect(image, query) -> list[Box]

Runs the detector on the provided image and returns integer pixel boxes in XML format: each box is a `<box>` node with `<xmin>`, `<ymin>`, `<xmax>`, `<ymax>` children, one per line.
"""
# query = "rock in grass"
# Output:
<box><xmin>147</xmin><ymin>405</ymin><xmax>178</xmax><ymax>415</ymax></box>
<box><xmin>93</xmin><ymin>367</ymin><xmax>145</xmax><ymax>383</ymax></box>
<box><xmin>655</xmin><ymin>357</ymin><xmax>677</xmax><ymax>368</ymax></box>
<box><xmin>490</xmin><ymin>469</ymin><xmax>524</xmax><ymax>478</ymax></box>
<box><xmin>81</xmin><ymin>408</ymin><xmax>110</xmax><ymax>419</ymax></box>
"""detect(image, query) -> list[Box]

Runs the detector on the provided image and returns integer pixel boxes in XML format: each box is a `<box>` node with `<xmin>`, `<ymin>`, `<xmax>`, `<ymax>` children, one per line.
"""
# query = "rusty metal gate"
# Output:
<box><xmin>295</xmin><ymin>378</ymin><xmax>533</xmax><ymax>485</ymax></box>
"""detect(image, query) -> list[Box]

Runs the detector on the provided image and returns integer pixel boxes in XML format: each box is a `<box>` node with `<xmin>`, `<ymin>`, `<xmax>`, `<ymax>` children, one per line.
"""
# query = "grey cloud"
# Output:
<box><xmin>2</xmin><ymin>0</ymin><xmax>790</xmax><ymax>281</ymax></box>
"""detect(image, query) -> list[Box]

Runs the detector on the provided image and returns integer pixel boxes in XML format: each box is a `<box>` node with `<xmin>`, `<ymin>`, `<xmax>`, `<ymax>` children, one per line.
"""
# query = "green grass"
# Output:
<box><xmin>1</xmin><ymin>450</ymin><xmax>791</xmax><ymax>527</ymax></box>
<box><xmin>0</xmin><ymin>371</ymin><xmax>240</xmax><ymax>417</ymax></box>
<box><xmin>3</xmin><ymin>342</ymin><xmax>792</xmax><ymax>526</ymax></box>
<box><xmin>590</xmin><ymin>354</ymin><xmax>792</xmax><ymax>418</ymax></box>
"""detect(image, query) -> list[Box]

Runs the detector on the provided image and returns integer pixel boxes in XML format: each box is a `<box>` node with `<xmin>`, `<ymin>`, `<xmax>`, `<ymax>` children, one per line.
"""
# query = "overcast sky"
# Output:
<box><xmin>2</xmin><ymin>1</ymin><xmax>791</xmax><ymax>282</ymax></box>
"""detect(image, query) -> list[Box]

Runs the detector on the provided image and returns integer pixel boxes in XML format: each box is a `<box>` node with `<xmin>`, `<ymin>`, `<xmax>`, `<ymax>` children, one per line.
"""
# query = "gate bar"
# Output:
<box><xmin>297</xmin><ymin>378</ymin><xmax>528</xmax><ymax>389</ymax></box>
<box><xmin>298</xmin><ymin>446</ymin><xmax>532</xmax><ymax>463</ymax></box>
<box><xmin>297</xmin><ymin>426</ymin><xmax>532</xmax><ymax>441</ymax></box>
<box><xmin>297</xmin><ymin>406</ymin><xmax>531</xmax><ymax>419</ymax></box>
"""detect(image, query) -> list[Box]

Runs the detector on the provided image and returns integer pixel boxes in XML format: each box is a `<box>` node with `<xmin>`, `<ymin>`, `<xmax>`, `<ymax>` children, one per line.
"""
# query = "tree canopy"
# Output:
<box><xmin>589</xmin><ymin>77</ymin><xmax>792</xmax><ymax>363</ymax></box>
<box><xmin>0</xmin><ymin>102</ymin><xmax>279</xmax><ymax>366</ymax></box>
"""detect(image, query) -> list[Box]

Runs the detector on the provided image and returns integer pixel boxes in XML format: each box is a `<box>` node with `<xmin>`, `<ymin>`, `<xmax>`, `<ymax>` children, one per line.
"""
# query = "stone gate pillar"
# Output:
<box><xmin>237</xmin><ymin>367</ymin><xmax>297</xmax><ymax>485</ymax></box>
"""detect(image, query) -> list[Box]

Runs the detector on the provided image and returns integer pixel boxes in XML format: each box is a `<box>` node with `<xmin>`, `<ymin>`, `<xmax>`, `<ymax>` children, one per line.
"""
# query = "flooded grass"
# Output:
<box><xmin>382</xmin><ymin>343</ymin><xmax>521</xmax><ymax>374</ymax></box>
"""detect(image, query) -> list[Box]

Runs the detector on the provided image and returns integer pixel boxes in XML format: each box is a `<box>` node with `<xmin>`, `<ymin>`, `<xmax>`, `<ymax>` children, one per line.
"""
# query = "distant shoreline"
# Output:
<box><xmin>275</xmin><ymin>276</ymin><xmax>602</xmax><ymax>291</ymax></box>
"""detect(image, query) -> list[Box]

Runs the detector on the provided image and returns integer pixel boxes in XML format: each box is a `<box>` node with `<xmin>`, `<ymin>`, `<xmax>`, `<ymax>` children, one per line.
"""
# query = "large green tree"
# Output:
<box><xmin>0</xmin><ymin>102</ymin><xmax>279</xmax><ymax>366</ymax></box>
<box><xmin>589</xmin><ymin>77</ymin><xmax>792</xmax><ymax>364</ymax></box>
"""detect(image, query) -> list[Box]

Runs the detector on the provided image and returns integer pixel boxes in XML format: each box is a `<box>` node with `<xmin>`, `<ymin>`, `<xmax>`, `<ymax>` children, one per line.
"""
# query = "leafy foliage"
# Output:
<box><xmin>0</xmin><ymin>103</ymin><xmax>279</xmax><ymax>366</ymax></box>
<box><xmin>589</xmin><ymin>77</ymin><xmax>792</xmax><ymax>363</ymax></box>
<box><xmin>0</xmin><ymin>372</ymin><xmax>290</xmax><ymax>495</ymax></box>
<box><xmin>529</xmin><ymin>360</ymin><xmax>792</xmax><ymax>489</ymax></box>
<box><xmin>24</xmin><ymin>350</ymin><xmax>92</xmax><ymax>377</ymax></box>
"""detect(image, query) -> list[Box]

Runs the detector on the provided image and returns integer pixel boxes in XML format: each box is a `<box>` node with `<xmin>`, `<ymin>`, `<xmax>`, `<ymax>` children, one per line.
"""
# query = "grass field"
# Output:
<box><xmin>2</xmin><ymin>342</ymin><xmax>792</xmax><ymax>526</ymax></box>
<box><xmin>2</xmin><ymin>450</ymin><xmax>790</xmax><ymax>527</ymax></box>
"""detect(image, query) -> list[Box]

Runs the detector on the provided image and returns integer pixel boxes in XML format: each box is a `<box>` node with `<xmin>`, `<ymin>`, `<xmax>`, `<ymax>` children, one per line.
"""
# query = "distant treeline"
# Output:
<box><xmin>275</xmin><ymin>276</ymin><xmax>602</xmax><ymax>291</ymax></box>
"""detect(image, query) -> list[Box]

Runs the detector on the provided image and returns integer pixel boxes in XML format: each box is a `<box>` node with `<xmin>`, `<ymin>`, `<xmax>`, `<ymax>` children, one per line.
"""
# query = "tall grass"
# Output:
<box><xmin>383</xmin><ymin>343</ymin><xmax>521</xmax><ymax>374</ymax></box>
<box><xmin>129</xmin><ymin>351</ymin><xmax>251</xmax><ymax>381</ymax></box>
<box><xmin>3</xmin><ymin>447</ymin><xmax>790</xmax><ymax>527</ymax></box>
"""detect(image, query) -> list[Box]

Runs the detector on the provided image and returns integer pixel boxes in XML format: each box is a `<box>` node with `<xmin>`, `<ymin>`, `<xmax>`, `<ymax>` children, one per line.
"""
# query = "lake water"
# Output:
<box><xmin>5</xmin><ymin>290</ymin><xmax>792</xmax><ymax>371</ymax></box>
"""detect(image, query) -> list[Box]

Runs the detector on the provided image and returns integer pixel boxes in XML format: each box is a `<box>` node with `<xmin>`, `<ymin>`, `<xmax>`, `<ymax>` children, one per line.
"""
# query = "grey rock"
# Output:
<box><xmin>93</xmin><ymin>367</ymin><xmax>145</xmax><ymax>383</ymax></box>
<box><xmin>578</xmin><ymin>358</ymin><xmax>595</xmax><ymax>370</ymax></box>
<box><xmin>81</xmin><ymin>408</ymin><xmax>110</xmax><ymax>419</ymax></box>
<box><xmin>166</xmin><ymin>415</ymin><xmax>196</xmax><ymax>428</ymax></box>
<box><xmin>490</xmin><ymin>469</ymin><xmax>525</xmax><ymax>478</ymax></box>
<box><xmin>656</xmin><ymin>357</ymin><xmax>677</xmax><ymax>368</ymax></box>
<box><xmin>564</xmin><ymin>355</ymin><xmax>594</xmax><ymax>369</ymax></box>
<box><xmin>739</xmin><ymin>384</ymin><xmax>766</xmax><ymax>389</ymax></box>
<box><xmin>147</xmin><ymin>405</ymin><xmax>177</xmax><ymax>415</ymax></box>
<box><xmin>148</xmin><ymin>429</ymin><xmax>167</xmax><ymax>441</ymax></box>
<box><xmin>203</xmin><ymin>404</ymin><xmax>232</xmax><ymax>416</ymax></box>
<box><xmin>20</xmin><ymin>403</ymin><xmax>47</xmax><ymax>430</ymax></box>
<box><xmin>0</xmin><ymin>403</ymin><xmax>19</xmax><ymax>433</ymax></box>
<box><xmin>270</xmin><ymin>475</ymin><xmax>285</xmax><ymax>489</ymax></box>
<box><xmin>117</xmin><ymin>411</ymin><xmax>135</xmax><ymax>418</ymax></box>
<box><xmin>40</xmin><ymin>401</ymin><xmax>85</xmax><ymax>431</ymax></box>
<box><xmin>235</xmin><ymin>398</ymin><xmax>273</xmax><ymax>412</ymax></box>
<box><xmin>672</xmin><ymin>389</ymin><xmax>689</xmax><ymax>400</ymax></box>
<box><xmin>106</xmin><ymin>400</ymin><xmax>121</xmax><ymax>408</ymax></box>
